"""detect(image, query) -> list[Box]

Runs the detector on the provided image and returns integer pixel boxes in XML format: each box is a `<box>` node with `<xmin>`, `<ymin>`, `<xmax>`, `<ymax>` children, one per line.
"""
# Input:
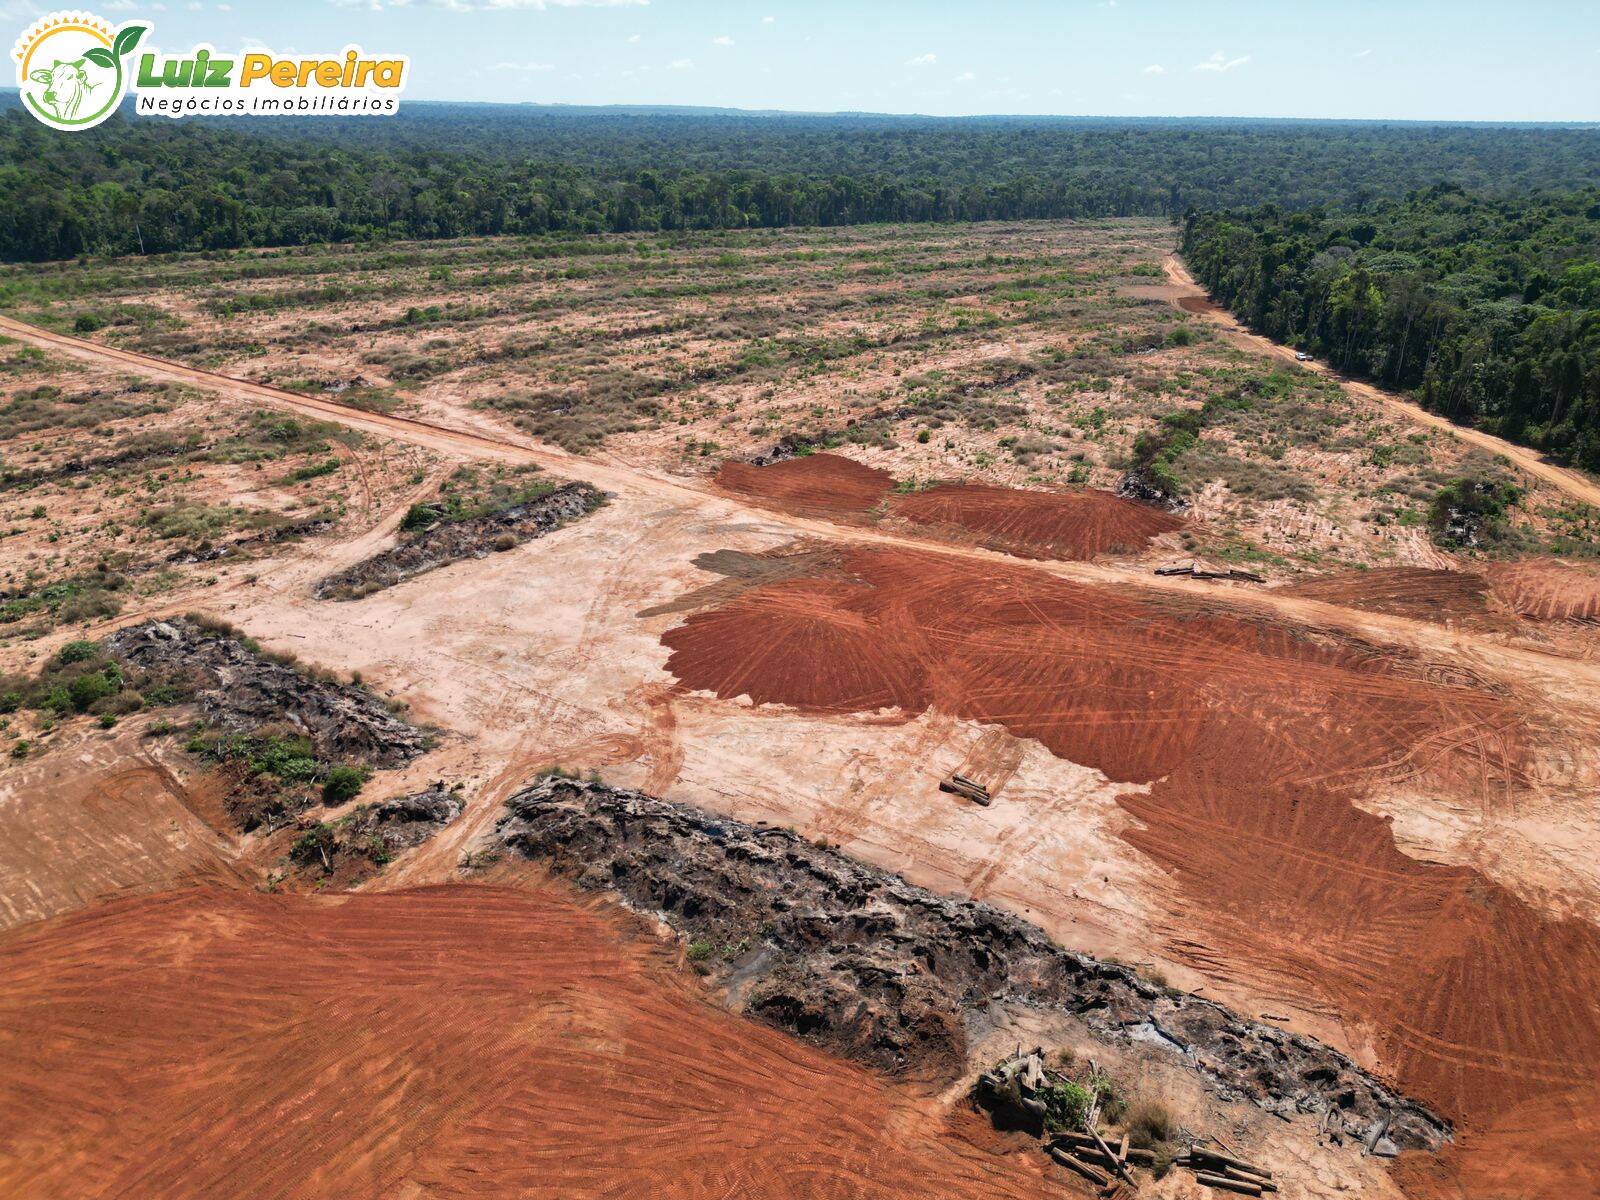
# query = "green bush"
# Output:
<box><xmin>67</xmin><ymin>671</ymin><xmax>116</xmax><ymax>712</ymax></box>
<box><xmin>1039</xmin><ymin>1080</ymin><xmax>1092</xmax><ymax>1131</ymax></box>
<box><xmin>321</xmin><ymin>764</ymin><xmax>369</xmax><ymax>804</ymax></box>
<box><xmin>401</xmin><ymin>501</ymin><xmax>444</xmax><ymax>532</ymax></box>
<box><xmin>56</xmin><ymin>640</ymin><xmax>101</xmax><ymax>665</ymax></box>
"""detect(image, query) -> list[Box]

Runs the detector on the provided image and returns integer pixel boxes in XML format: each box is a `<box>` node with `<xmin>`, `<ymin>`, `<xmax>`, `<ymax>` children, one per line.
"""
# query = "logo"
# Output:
<box><xmin>13</xmin><ymin>11</ymin><xmax>148</xmax><ymax>130</ymax></box>
<box><xmin>13</xmin><ymin>10</ymin><xmax>409</xmax><ymax>129</ymax></box>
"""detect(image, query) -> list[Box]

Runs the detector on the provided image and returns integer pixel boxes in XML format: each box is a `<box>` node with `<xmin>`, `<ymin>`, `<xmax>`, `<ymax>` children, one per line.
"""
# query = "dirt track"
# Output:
<box><xmin>1159</xmin><ymin>257</ymin><xmax>1600</xmax><ymax>510</ymax></box>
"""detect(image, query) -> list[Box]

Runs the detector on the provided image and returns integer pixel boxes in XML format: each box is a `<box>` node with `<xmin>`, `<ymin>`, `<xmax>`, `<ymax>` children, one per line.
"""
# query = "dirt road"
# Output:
<box><xmin>1160</xmin><ymin>257</ymin><xmax>1600</xmax><ymax>510</ymax></box>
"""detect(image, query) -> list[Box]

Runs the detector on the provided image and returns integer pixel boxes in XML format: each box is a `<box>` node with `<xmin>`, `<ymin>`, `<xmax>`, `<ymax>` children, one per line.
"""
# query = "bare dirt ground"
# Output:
<box><xmin>0</xmin><ymin>880</ymin><xmax>1056</xmax><ymax>1200</ymax></box>
<box><xmin>3</xmin><ymin>221</ymin><xmax>1600</xmax><ymax>1200</ymax></box>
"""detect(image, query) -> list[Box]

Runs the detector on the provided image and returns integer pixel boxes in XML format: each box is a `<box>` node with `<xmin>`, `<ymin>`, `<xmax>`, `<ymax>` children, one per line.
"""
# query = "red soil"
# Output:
<box><xmin>0</xmin><ymin>882</ymin><xmax>1052</xmax><ymax>1200</ymax></box>
<box><xmin>1280</xmin><ymin>567</ymin><xmax>1498</xmax><ymax>627</ymax></box>
<box><xmin>660</xmin><ymin>545</ymin><xmax>1600</xmax><ymax>1198</ymax></box>
<box><xmin>1487</xmin><ymin>558</ymin><xmax>1600</xmax><ymax>623</ymax></box>
<box><xmin>889</xmin><ymin>483</ymin><xmax>1182</xmax><ymax>561</ymax></box>
<box><xmin>715</xmin><ymin>454</ymin><xmax>1180</xmax><ymax>561</ymax></box>
<box><xmin>715</xmin><ymin>453</ymin><xmax>893</xmax><ymax>518</ymax></box>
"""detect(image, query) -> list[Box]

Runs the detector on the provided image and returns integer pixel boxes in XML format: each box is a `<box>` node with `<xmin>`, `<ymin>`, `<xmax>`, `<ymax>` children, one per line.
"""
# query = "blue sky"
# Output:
<box><xmin>8</xmin><ymin>0</ymin><xmax>1598</xmax><ymax>120</ymax></box>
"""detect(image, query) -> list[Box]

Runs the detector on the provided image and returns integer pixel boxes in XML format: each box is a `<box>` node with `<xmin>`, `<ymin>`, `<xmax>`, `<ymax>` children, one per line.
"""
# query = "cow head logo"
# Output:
<box><xmin>13</xmin><ymin>11</ymin><xmax>148</xmax><ymax>131</ymax></box>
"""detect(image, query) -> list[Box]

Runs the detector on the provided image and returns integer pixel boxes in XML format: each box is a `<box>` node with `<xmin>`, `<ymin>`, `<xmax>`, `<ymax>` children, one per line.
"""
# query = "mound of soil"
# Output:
<box><xmin>1280</xmin><ymin>567</ymin><xmax>1497</xmax><ymax>626</ymax></box>
<box><xmin>1487</xmin><ymin>559</ymin><xmax>1600</xmax><ymax>623</ymax></box>
<box><xmin>106</xmin><ymin>617</ymin><xmax>427</xmax><ymax>767</ymax></box>
<box><xmin>313</xmin><ymin>481</ymin><xmax>605</xmax><ymax>600</ymax></box>
<box><xmin>0</xmin><ymin>883</ymin><xmax>1051</xmax><ymax>1200</ymax></box>
<box><xmin>498</xmin><ymin>776</ymin><xmax>1451</xmax><ymax>1150</ymax></box>
<box><xmin>715</xmin><ymin>453</ymin><xmax>1180</xmax><ymax>561</ymax></box>
<box><xmin>889</xmin><ymin>482</ymin><xmax>1183</xmax><ymax>561</ymax></box>
<box><xmin>715</xmin><ymin>453</ymin><xmax>893</xmax><ymax>518</ymax></box>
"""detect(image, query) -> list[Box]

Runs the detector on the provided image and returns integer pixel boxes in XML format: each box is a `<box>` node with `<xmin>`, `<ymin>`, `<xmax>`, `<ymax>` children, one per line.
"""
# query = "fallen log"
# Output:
<box><xmin>1090</xmin><ymin>1125</ymin><xmax>1137</xmax><ymax>1188</ymax></box>
<box><xmin>1190</xmin><ymin>1148</ymin><xmax>1272</xmax><ymax>1180</ymax></box>
<box><xmin>938</xmin><ymin>779</ymin><xmax>991</xmax><ymax>806</ymax></box>
<box><xmin>1195</xmin><ymin>1171</ymin><xmax>1263</xmax><ymax>1196</ymax></box>
<box><xmin>1049</xmin><ymin>1148</ymin><xmax>1111</xmax><ymax>1188</ymax></box>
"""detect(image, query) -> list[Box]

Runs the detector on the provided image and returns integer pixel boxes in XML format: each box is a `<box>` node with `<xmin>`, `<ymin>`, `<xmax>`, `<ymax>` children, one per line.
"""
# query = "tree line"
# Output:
<box><xmin>3</xmin><ymin>100</ymin><xmax>1599</xmax><ymax>262</ymax></box>
<box><xmin>1182</xmin><ymin>185</ymin><xmax>1600</xmax><ymax>472</ymax></box>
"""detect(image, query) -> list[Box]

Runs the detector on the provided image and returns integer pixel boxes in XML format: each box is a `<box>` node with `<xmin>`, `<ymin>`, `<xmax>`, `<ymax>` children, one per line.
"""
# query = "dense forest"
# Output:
<box><xmin>2</xmin><ymin>99</ymin><xmax>1599</xmax><ymax>261</ymax></box>
<box><xmin>1182</xmin><ymin>187</ymin><xmax>1600</xmax><ymax>470</ymax></box>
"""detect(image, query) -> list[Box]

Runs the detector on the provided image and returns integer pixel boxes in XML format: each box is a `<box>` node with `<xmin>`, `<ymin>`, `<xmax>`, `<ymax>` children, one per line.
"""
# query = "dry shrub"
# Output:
<box><xmin>1123</xmin><ymin>1097</ymin><xmax>1174</xmax><ymax>1150</ymax></box>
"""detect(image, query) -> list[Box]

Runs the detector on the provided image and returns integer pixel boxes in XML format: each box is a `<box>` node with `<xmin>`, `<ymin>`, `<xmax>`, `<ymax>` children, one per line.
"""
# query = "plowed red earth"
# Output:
<box><xmin>888</xmin><ymin>483</ymin><xmax>1182</xmax><ymax>560</ymax></box>
<box><xmin>1280</xmin><ymin>567</ymin><xmax>1499</xmax><ymax>627</ymax></box>
<box><xmin>715</xmin><ymin>453</ymin><xmax>893</xmax><ymax>518</ymax></box>
<box><xmin>0</xmin><ymin>882</ymin><xmax>1051</xmax><ymax>1200</ymax></box>
<box><xmin>1487</xmin><ymin>558</ymin><xmax>1600</xmax><ymax>623</ymax></box>
<box><xmin>660</xmin><ymin>545</ymin><xmax>1600</xmax><ymax>1199</ymax></box>
<box><xmin>714</xmin><ymin>453</ymin><xmax>1179</xmax><ymax>560</ymax></box>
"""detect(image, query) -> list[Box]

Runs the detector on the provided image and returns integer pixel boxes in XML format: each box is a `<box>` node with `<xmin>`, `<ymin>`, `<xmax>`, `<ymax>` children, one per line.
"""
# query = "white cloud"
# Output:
<box><xmin>1353</xmin><ymin>48</ymin><xmax>1374</xmax><ymax>59</ymax></box>
<box><xmin>907</xmin><ymin>52</ymin><xmax>937</xmax><ymax>66</ymax></box>
<box><xmin>761</xmin><ymin>14</ymin><xmax>775</xmax><ymax>23</ymax></box>
<box><xmin>627</xmin><ymin>33</ymin><xmax>640</xmax><ymax>43</ymax></box>
<box><xmin>711</xmin><ymin>34</ymin><xmax>733</xmax><ymax>46</ymax></box>
<box><xmin>1193</xmin><ymin>51</ymin><xmax>1251</xmax><ymax>72</ymax></box>
<box><xmin>1142</xmin><ymin>63</ymin><xmax>1165</xmax><ymax>75</ymax></box>
<box><xmin>667</xmin><ymin>57</ymin><xmax>693</xmax><ymax>69</ymax></box>
<box><xmin>489</xmin><ymin>61</ymin><xmax>555</xmax><ymax>71</ymax></box>
<box><xmin>955</xmin><ymin>70</ymin><xmax>976</xmax><ymax>83</ymax></box>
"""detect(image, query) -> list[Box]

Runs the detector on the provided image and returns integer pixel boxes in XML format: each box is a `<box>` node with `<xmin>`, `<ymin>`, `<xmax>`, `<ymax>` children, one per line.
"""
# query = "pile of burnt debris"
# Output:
<box><xmin>348</xmin><ymin>784</ymin><xmax>463</xmax><ymax>849</ymax></box>
<box><xmin>287</xmin><ymin>783</ymin><xmax>463</xmax><ymax>881</ymax></box>
<box><xmin>313</xmin><ymin>480</ymin><xmax>605</xmax><ymax>600</ymax></box>
<box><xmin>106</xmin><ymin>616</ymin><xmax>429</xmax><ymax>767</ymax></box>
<box><xmin>1117</xmin><ymin>470</ymin><xmax>1188</xmax><ymax>512</ymax></box>
<box><xmin>166</xmin><ymin>517</ymin><xmax>333</xmax><ymax>567</ymax></box>
<box><xmin>495</xmin><ymin>778</ymin><xmax>1450</xmax><ymax>1155</ymax></box>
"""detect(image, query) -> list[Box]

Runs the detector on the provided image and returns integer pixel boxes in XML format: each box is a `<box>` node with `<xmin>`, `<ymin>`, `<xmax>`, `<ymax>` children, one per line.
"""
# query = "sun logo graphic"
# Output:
<box><xmin>12</xmin><ymin>10</ymin><xmax>148</xmax><ymax>130</ymax></box>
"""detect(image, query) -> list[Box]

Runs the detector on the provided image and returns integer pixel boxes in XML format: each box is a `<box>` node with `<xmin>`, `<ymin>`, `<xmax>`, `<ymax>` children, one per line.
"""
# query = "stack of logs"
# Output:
<box><xmin>1154</xmin><ymin>563</ymin><xmax>1265</xmax><ymax>583</ymax></box>
<box><xmin>1048</xmin><ymin>1130</ymin><xmax>1146</xmax><ymax>1198</ymax></box>
<box><xmin>1175</xmin><ymin>1145</ymin><xmax>1277</xmax><ymax>1195</ymax></box>
<box><xmin>976</xmin><ymin>1049</ymin><xmax>1283</xmax><ymax>1198</ymax></box>
<box><xmin>938</xmin><ymin>773</ymin><xmax>991</xmax><ymax>806</ymax></box>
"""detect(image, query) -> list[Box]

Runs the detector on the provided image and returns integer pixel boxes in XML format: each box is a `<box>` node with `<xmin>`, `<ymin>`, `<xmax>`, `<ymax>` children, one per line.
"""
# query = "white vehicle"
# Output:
<box><xmin>1294</xmin><ymin>351</ymin><xmax>1313</xmax><ymax>362</ymax></box>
